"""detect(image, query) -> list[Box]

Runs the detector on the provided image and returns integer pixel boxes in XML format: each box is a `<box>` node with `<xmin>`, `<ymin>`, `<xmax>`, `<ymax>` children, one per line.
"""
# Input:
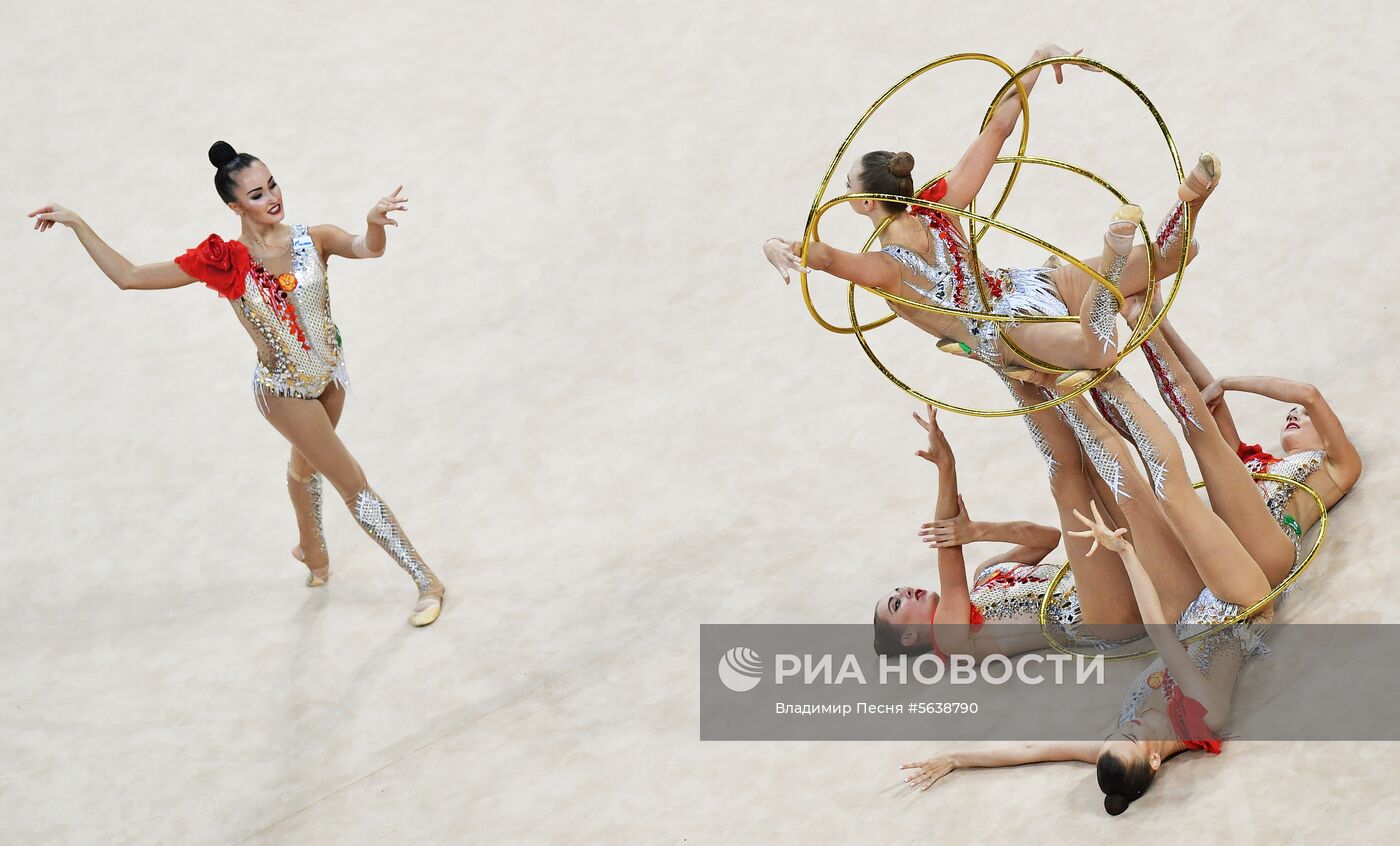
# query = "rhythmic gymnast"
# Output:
<box><xmin>28</xmin><ymin>141</ymin><xmax>447</xmax><ymax>626</ymax></box>
<box><xmin>1124</xmin><ymin>291</ymin><xmax>1361</xmax><ymax>585</ymax></box>
<box><xmin>874</xmin><ymin>314</ymin><xmax>1354</xmax><ymax>660</ymax></box>
<box><xmin>763</xmin><ymin>42</ymin><xmax>1219</xmax><ymax>385</ymax></box>
<box><xmin>899</xmin><ymin>500</ymin><xmax>1273</xmax><ymax>815</ymax></box>
<box><xmin>872</xmin><ymin>399</ymin><xmax>1207</xmax><ymax>661</ymax></box>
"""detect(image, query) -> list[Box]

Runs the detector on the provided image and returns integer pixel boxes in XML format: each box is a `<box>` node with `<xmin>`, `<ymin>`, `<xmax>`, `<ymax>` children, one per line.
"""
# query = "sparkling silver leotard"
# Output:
<box><xmin>230</xmin><ymin>223</ymin><xmax>350</xmax><ymax>405</ymax></box>
<box><xmin>882</xmin><ymin>213</ymin><xmax>1068</xmax><ymax>365</ymax></box>
<box><xmin>1247</xmin><ymin>449</ymin><xmax>1326</xmax><ymax>543</ymax></box>
<box><xmin>965</xmin><ymin>562</ymin><xmax>1135</xmax><ymax>652</ymax></box>
<box><xmin>1117</xmin><ymin>574</ymin><xmax>1282</xmax><ymax>725</ymax></box>
<box><xmin>967</xmin><ymin>561</ymin><xmax>1066</xmax><ymax>624</ymax></box>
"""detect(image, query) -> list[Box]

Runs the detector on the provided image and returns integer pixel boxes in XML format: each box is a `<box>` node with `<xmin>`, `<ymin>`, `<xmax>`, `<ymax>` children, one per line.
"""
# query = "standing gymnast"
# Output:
<box><xmin>29</xmin><ymin>141</ymin><xmax>447</xmax><ymax>626</ymax></box>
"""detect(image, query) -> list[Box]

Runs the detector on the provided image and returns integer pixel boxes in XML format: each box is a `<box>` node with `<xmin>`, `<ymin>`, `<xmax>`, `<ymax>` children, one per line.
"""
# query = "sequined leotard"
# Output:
<box><xmin>1114</xmin><ymin>449</ymin><xmax>1321</xmax><ymax>730</ymax></box>
<box><xmin>942</xmin><ymin>562</ymin><xmax>1125</xmax><ymax>652</ymax></box>
<box><xmin>1117</xmin><ymin>584</ymin><xmax>1270</xmax><ymax>739</ymax></box>
<box><xmin>879</xmin><ymin>178</ymin><xmax>1068</xmax><ymax>364</ymax></box>
<box><xmin>177</xmin><ymin>224</ymin><xmax>350</xmax><ymax>406</ymax></box>
<box><xmin>1243</xmin><ymin>448</ymin><xmax>1326</xmax><ymax>543</ymax></box>
<box><xmin>231</xmin><ymin>224</ymin><xmax>349</xmax><ymax>404</ymax></box>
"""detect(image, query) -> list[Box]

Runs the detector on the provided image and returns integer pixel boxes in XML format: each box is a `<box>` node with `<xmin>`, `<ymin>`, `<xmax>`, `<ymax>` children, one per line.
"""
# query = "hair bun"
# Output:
<box><xmin>889</xmin><ymin>151</ymin><xmax>915</xmax><ymax>178</ymax></box>
<box><xmin>208</xmin><ymin>141</ymin><xmax>238</xmax><ymax>169</ymax></box>
<box><xmin>1103</xmin><ymin>794</ymin><xmax>1131</xmax><ymax>816</ymax></box>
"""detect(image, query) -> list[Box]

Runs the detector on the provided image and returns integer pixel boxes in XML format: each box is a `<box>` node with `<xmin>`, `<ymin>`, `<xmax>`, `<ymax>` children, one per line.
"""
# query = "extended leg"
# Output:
<box><xmin>1071</xmin><ymin>374</ymin><xmax>1271</xmax><ymax>608</ymax></box>
<box><xmin>287</xmin><ymin>457</ymin><xmax>329</xmax><ymax>585</ymax></box>
<box><xmin>284</xmin><ymin>384</ymin><xmax>350</xmax><ymax>586</ymax></box>
<box><xmin>1046</xmin><ymin>385</ymin><xmax>1206</xmax><ymax>619</ymax></box>
<box><xmin>1002</xmin><ymin>153</ymin><xmax>1217</xmax><ymax>376</ymax></box>
<box><xmin>1113</xmin><ymin>152</ymin><xmax>1221</xmax><ymax>300</ymax></box>
<box><xmin>1135</xmin><ymin>320</ymin><xmax>1297</xmax><ymax>583</ymax></box>
<box><xmin>258</xmin><ymin>389</ymin><xmax>446</xmax><ymax>626</ymax></box>
<box><xmin>1005</xmin><ymin>378</ymin><xmax>1138</xmax><ymax>626</ymax></box>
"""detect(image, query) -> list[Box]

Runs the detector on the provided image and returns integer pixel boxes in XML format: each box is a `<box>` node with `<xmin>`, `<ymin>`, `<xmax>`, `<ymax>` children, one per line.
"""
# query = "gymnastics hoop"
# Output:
<box><xmin>1036</xmin><ymin>473</ymin><xmax>1329</xmax><ymax>661</ymax></box>
<box><xmin>799</xmin><ymin>53</ymin><xmax>1031</xmax><ymax>335</ymax></box>
<box><xmin>799</xmin><ymin>54</ymin><xmax>1192</xmax><ymax>416</ymax></box>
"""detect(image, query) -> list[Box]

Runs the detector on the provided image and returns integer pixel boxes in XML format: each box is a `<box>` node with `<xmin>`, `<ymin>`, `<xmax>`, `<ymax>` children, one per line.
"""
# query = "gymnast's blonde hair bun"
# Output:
<box><xmin>889</xmin><ymin>151</ymin><xmax>916</xmax><ymax>178</ymax></box>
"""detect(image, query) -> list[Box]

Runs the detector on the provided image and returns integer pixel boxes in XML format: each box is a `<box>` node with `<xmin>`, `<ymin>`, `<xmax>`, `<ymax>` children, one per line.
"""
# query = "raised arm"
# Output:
<box><xmin>901</xmin><ymin>741</ymin><xmax>1100</xmax><ymax>792</ymax></box>
<box><xmin>1210</xmin><ymin>376</ymin><xmax>1362</xmax><ymax>486</ymax></box>
<box><xmin>311</xmin><ymin>185</ymin><xmax>408</xmax><ymax>261</ymax></box>
<box><xmin>29</xmin><ymin>205</ymin><xmax>195</xmax><ymax>291</ymax></box>
<box><xmin>912</xmin><ymin>406</ymin><xmax>974</xmax><ymax>633</ymax></box>
<box><xmin>1069</xmin><ymin>504</ymin><xmax>1232</xmax><ymax>728</ymax></box>
<box><xmin>941</xmin><ymin>44</ymin><xmax>1097</xmax><ymax>210</ymax></box>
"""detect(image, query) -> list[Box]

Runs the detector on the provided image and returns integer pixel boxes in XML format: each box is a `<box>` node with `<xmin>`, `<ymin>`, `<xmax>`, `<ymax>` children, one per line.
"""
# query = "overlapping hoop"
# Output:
<box><xmin>798</xmin><ymin>54</ymin><xmax>1191</xmax><ymax>417</ymax></box>
<box><xmin>1037</xmin><ymin>474</ymin><xmax>1329</xmax><ymax>661</ymax></box>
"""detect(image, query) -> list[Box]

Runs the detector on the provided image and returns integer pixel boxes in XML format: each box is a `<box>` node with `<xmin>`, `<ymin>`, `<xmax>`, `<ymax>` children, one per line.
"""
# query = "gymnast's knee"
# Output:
<box><xmin>1083</xmin><ymin>344</ymin><xmax>1119</xmax><ymax>370</ymax></box>
<box><xmin>331</xmin><ymin>472</ymin><xmax>371</xmax><ymax>507</ymax></box>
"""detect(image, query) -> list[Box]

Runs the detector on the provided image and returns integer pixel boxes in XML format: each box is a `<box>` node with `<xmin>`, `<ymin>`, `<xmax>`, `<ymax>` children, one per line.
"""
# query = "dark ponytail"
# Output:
<box><xmin>208</xmin><ymin>140</ymin><xmax>261</xmax><ymax>203</ymax></box>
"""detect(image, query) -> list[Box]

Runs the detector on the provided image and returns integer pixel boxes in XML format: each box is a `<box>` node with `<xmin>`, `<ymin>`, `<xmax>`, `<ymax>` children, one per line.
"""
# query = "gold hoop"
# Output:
<box><xmin>799</xmin><ymin>53</ymin><xmax>1191</xmax><ymax>416</ymax></box>
<box><xmin>798</xmin><ymin>53</ymin><xmax>1031</xmax><ymax>334</ymax></box>
<box><xmin>1037</xmin><ymin>474</ymin><xmax>1328</xmax><ymax>660</ymax></box>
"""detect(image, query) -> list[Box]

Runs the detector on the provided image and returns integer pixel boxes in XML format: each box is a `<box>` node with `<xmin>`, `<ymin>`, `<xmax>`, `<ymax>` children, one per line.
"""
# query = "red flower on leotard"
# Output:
<box><xmin>174</xmin><ymin>234</ymin><xmax>251</xmax><ymax>299</ymax></box>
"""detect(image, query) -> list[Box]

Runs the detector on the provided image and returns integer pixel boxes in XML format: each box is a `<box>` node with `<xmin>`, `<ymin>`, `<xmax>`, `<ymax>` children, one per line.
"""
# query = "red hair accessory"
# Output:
<box><xmin>174</xmin><ymin>234</ymin><xmax>251</xmax><ymax>299</ymax></box>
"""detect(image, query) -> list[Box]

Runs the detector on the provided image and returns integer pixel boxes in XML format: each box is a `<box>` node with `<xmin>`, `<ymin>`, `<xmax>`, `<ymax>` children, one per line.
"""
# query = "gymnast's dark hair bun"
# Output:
<box><xmin>889</xmin><ymin>151</ymin><xmax>916</xmax><ymax>178</ymax></box>
<box><xmin>208</xmin><ymin>141</ymin><xmax>262</xmax><ymax>204</ymax></box>
<box><xmin>857</xmin><ymin>150</ymin><xmax>917</xmax><ymax>214</ymax></box>
<box><xmin>1097</xmin><ymin>750</ymin><xmax>1154</xmax><ymax>816</ymax></box>
<box><xmin>208</xmin><ymin>141</ymin><xmax>238</xmax><ymax>169</ymax></box>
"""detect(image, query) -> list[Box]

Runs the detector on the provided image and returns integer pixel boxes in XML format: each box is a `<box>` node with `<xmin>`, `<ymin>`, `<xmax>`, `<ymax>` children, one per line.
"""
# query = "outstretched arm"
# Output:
<box><xmin>901</xmin><ymin>741</ymin><xmax>1100</xmax><ymax>792</ymax></box>
<box><xmin>912</xmin><ymin>406</ymin><xmax>974</xmax><ymax>633</ymax></box>
<box><xmin>941</xmin><ymin>44</ymin><xmax>1097</xmax><ymax>209</ymax></box>
<box><xmin>763</xmin><ymin>237</ymin><xmax>903</xmax><ymax>293</ymax></box>
<box><xmin>312</xmin><ymin>185</ymin><xmax>408</xmax><ymax>260</ymax></box>
<box><xmin>1069</xmin><ymin>503</ymin><xmax>1233</xmax><ymax>729</ymax></box>
<box><xmin>29</xmin><ymin>205</ymin><xmax>195</xmax><ymax>291</ymax></box>
<box><xmin>1206</xmin><ymin>376</ymin><xmax>1361</xmax><ymax>486</ymax></box>
<box><xmin>919</xmin><ymin>495</ymin><xmax>1061</xmax><ymax>568</ymax></box>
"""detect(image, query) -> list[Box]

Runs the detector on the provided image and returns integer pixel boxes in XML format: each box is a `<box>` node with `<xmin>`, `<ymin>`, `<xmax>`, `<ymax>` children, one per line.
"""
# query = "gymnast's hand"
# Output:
<box><xmin>1068</xmin><ymin>501</ymin><xmax>1131</xmax><ymax>556</ymax></box>
<box><xmin>28</xmin><ymin>203</ymin><xmax>81</xmax><ymax>232</ymax></box>
<box><xmin>1123</xmin><ymin>286</ymin><xmax>1166</xmax><ymax>327</ymax></box>
<box><xmin>1200</xmin><ymin>379</ymin><xmax>1225</xmax><ymax>410</ymax></box>
<box><xmin>912</xmin><ymin>403</ymin><xmax>954</xmax><ymax>467</ymax></box>
<box><xmin>763</xmin><ymin>237</ymin><xmax>806</xmax><ymax>284</ymax></box>
<box><xmin>901</xmin><ymin>754</ymin><xmax>957</xmax><ymax>792</ymax></box>
<box><xmin>920</xmin><ymin>495</ymin><xmax>975</xmax><ymax>548</ymax></box>
<box><xmin>1033</xmin><ymin>44</ymin><xmax>1098</xmax><ymax>83</ymax></box>
<box><xmin>367</xmin><ymin>185</ymin><xmax>408</xmax><ymax>228</ymax></box>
